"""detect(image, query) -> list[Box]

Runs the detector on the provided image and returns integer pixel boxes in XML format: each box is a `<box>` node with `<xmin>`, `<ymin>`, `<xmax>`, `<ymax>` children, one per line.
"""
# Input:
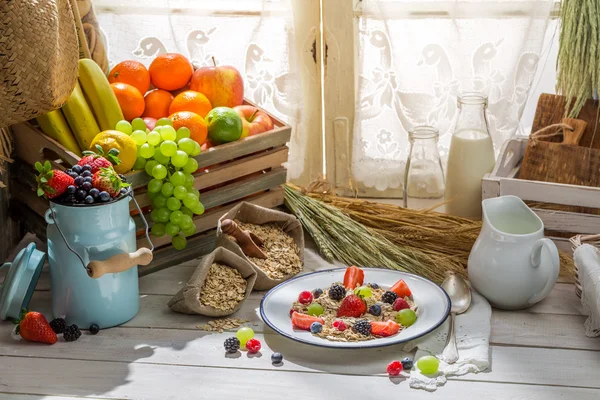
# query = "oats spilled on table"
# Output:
<box><xmin>199</xmin><ymin>263</ymin><xmax>247</xmax><ymax>311</ymax></box>
<box><xmin>198</xmin><ymin>318</ymin><xmax>249</xmax><ymax>333</ymax></box>
<box><xmin>231</xmin><ymin>220</ymin><xmax>302</xmax><ymax>280</ymax></box>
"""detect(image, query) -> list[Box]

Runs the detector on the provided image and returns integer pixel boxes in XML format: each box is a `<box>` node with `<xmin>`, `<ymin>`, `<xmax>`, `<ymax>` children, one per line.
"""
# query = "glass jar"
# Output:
<box><xmin>403</xmin><ymin>126</ymin><xmax>445</xmax><ymax>209</ymax></box>
<box><xmin>444</xmin><ymin>93</ymin><xmax>495</xmax><ymax>218</ymax></box>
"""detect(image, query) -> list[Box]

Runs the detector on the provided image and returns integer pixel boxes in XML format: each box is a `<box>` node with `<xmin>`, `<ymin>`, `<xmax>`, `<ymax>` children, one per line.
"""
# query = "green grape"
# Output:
<box><xmin>189</xmin><ymin>188</ymin><xmax>200</xmax><ymax>198</ymax></box>
<box><xmin>167</xmin><ymin>197</ymin><xmax>181</xmax><ymax>211</ymax></box>
<box><xmin>131</xmin><ymin>117</ymin><xmax>147</xmax><ymax>132</ymax></box>
<box><xmin>132</xmin><ymin>157</ymin><xmax>147</xmax><ymax>170</ymax></box>
<box><xmin>177</xmin><ymin>138</ymin><xmax>195</xmax><ymax>155</ymax></box>
<box><xmin>172</xmin><ymin>234</ymin><xmax>187</xmax><ymax>250</ymax></box>
<box><xmin>165</xmin><ymin>222</ymin><xmax>180</xmax><ymax>236</ymax></box>
<box><xmin>416</xmin><ymin>356</ymin><xmax>439</xmax><ymax>375</ymax></box>
<box><xmin>190</xmin><ymin>202</ymin><xmax>204</xmax><ymax>215</ymax></box>
<box><xmin>160</xmin><ymin>140</ymin><xmax>177</xmax><ymax>157</ymax></box>
<box><xmin>180</xmin><ymin>214</ymin><xmax>193</xmax><ymax>230</ymax></box>
<box><xmin>236</xmin><ymin>327</ymin><xmax>255</xmax><ymax>347</ymax></box>
<box><xmin>131</xmin><ymin>130</ymin><xmax>147</xmax><ymax>145</ymax></box>
<box><xmin>169</xmin><ymin>171</ymin><xmax>186</xmax><ymax>187</ymax></box>
<box><xmin>190</xmin><ymin>141</ymin><xmax>202</xmax><ymax>157</ymax></box>
<box><xmin>152</xmin><ymin>164</ymin><xmax>167</xmax><ymax>180</ymax></box>
<box><xmin>180</xmin><ymin>206</ymin><xmax>193</xmax><ymax>217</ymax></box>
<box><xmin>182</xmin><ymin>158</ymin><xmax>198</xmax><ymax>174</ymax></box>
<box><xmin>153</xmin><ymin>194</ymin><xmax>167</xmax><ymax>208</ymax></box>
<box><xmin>155</xmin><ymin>117</ymin><xmax>173</xmax><ymax>127</ymax></box>
<box><xmin>307</xmin><ymin>303</ymin><xmax>324</xmax><ymax>316</ymax></box>
<box><xmin>147</xmin><ymin>191</ymin><xmax>158</xmax><ymax>200</ymax></box>
<box><xmin>176</xmin><ymin>127</ymin><xmax>191</xmax><ymax>141</ymax></box>
<box><xmin>151</xmin><ymin>223</ymin><xmax>166</xmax><ymax>237</ymax></box>
<box><xmin>395</xmin><ymin>309</ymin><xmax>417</xmax><ymax>327</ymax></box>
<box><xmin>171</xmin><ymin>150</ymin><xmax>188</xmax><ymax>168</ymax></box>
<box><xmin>354</xmin><ymin>286</ymin><xmax>372</xmax><ymax>298</ymax></box>
<box><xmin>147</xmin><ymin>130</ymin><xmax>161</xmax><ymax>146</ymax></box>
<box><xmin>147</xmin><ymin>179</ymin><xmax>163</xmax><ymax>193</ymax></box>
<box><xmin>139</xmin><ymin>143</ymin><xmax>156</xmax><ymax>159</ymax></box>
<box><xmin>183</xmin><ymin>193</ymin><xmax>199</xmax><ymax>209</ymax></box>
<box><xmin>150</xmin><ymin>208</ymin><xmax>160</xmax><ymax>221</ymax></box>
<box><xmin>155</xmin><ymin>207</ymin><xmax>171</xmax><ymax>223</ymax></box>
<box><xmin>160</xmin><ymin>125</ymin><xmax>177</xmax><ymax>141</ymax></box>
<box><xmin>184</xmin><ymin>173</ymin><xmax>194</xmax><ymax>188</ymax></box>
<box><xmin>115</xmin><ymin>120</ymin><xmax>133</xmax><ymax>135</ymax></box>
<box><xmin>181</xmin><ymin>223</ymin><xmax>197</xmax><ymax>236</ymax></box>
<box><xmin>161</xmin><ymin>182</ymin><xmax>174</xmax><ymax>197</ymax></box>
<box><xmin>169</xmin><ymin>210</ymin><xmax>184</xmax><ymax>225</ymax></box>
<box><xmin>153</xmin><ymin>148</ymin><xmax>170</xmax><ymax>165</ymax></box>
<box><xmin>173</xmin><ymin>185</ymin><xmax>188</xmax><ymax>200</ymax></box>
<box><xmin>145</xmin><ymin>160</ymin><xmax>159</xmax><ymax>176</ymax></box>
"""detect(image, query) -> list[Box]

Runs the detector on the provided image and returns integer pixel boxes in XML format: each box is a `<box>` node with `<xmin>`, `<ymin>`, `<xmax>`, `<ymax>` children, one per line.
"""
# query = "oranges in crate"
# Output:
<box><xmin>169</xmin><ymin>90</ymin><xmax>212</xmax><ymax>118</ymax></box>
<box><xmin>108</xmin><ymin>60</ymin><xmax>150</xmax><ymax>95</ymax></box>
<box><xmin>110</xmin><ymin>83</ymin><xmax>145</xmax><ymax>120</ymax></box>
<box><xmin>170</xmin><ymin>111</ymin><xmax>208</xmax><ymax>145</ymax></box>
<box><xmin>149</xmin><ymin>53</ymin><xmax>193</xmax><ymax>91</ymax></box>
<box><xmin>143</xmin><ymin>89</ymin><xmax>174</xmax><ymax>120</ymax></box>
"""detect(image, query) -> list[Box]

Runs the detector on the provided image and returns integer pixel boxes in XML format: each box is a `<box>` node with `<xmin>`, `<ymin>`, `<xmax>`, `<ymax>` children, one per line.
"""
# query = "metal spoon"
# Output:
<box><xmin>440</xmin><ymin>272</ymin><xmax>472</xmax><ymax>364</ymax></box>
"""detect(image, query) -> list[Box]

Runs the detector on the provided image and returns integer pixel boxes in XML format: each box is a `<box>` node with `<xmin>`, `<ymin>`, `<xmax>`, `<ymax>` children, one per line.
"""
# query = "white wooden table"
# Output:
<box><xmin>1</xmin><ymin>241</ymin><xmax>598</xmax><ymax>399</ymax></box>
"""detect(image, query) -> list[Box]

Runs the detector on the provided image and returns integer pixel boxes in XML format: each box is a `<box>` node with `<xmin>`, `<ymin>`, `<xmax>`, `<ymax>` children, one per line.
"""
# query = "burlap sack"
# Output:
<box><xmin>216</xmin><ymin>202</ymin><xmax>304</xmax><ymax>290</ymax></box>
<box><xmin>168</xmin><ymin>247</ymin><xmax>257</xmax><ymax>317</ymax></box>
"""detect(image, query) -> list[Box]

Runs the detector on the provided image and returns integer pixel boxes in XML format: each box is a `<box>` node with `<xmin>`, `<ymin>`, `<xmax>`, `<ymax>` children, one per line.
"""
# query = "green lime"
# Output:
<box><xmin>206</xmin><ymin>107</ymin><xmax>243</xmax><ymax>144</ymax></box>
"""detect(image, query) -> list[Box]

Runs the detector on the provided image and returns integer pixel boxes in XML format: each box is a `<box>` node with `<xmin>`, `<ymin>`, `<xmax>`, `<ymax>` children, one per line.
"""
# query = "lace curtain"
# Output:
<box><xmin>352</xmin><ymin>0</ymin><xmax>555</xmax><ymax>192</ymax></box>
<box><xmin>95</xmin><ymin>0</ymin><xmax>306</xmax><ymax>179</ymax></box>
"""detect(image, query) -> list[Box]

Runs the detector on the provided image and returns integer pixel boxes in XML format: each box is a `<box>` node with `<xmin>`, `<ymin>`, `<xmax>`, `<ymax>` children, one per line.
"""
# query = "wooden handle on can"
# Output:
<box><xmin>87</xmin><ymin>248</ymin><xmax>153</xmax><ymax>279</ymax></box>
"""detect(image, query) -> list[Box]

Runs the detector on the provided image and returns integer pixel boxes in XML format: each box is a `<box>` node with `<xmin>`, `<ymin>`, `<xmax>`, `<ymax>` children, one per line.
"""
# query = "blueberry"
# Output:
<box><xmin>67</xmin><ymin>171</ymin><xmax>79</xmax><ymax>178</ymax></box>
<box><xmin>369</xmin><ymin>283</ymin><xmax>380</xmax><ymax>289</ymax></box>
<box><xmin>89</xmin><ymin>324</ymin><xmax>100</xmax><ymax>335</ymax></box>
<box><xmin>76</xmin><ymin>190</ymin><xmax>87</xmax><ymax>200</ymax></box>
<box><xmin>89</xmin><ymin>188</ymin><xmax>100</xmax><ymax>198</ymax></box>
<box><xmin>82</xmin><ymin>182</ymin><xmax>92</xmax><ymax>191</ymax></box>
<box><xmin>82</xmin><ymin>165</ymin><xmax>92</xmax><ymax>172</ymax></box>
<box><xmin>82</xmin><ymin>170</ymin><xmax>92</xmax><ymax>177</ymax></box>
<box><xmin>66</xmin><ymin>185</ymin><xmax>76</xmax><ymax>194</ymax></box>
<box><xmin>271</xmin><ymin>352</ymin><xmax>283</xmax><ymax>364</ymax></box>
<box><xmin>312</xmin><ymin>288</ymin><xmax>323</xmax><ymax>299</ymax></box>
<box><xmin>83</xmin><ymin>176</ymin><xmax>93</xmax><ymax>183</ymax></box>
<box><xmin>401</xmin><ymin>357</ymin><xmax>414</xmax><ymax>370</ymax></box>
<box><xmin>99</xmin><ymin>191</ymin><xmax>111</xmax><ymax>202</ymax></box>
<box><xmin>120</xmin><ymin>187</ymin><xmax>128</xmax><ymax>195</ymax></box>
<box><xmin>368</xmin><ymin>304</ymin><xmax>382</xmax><ymax>316</ymax></box>
<box><xmin>84</xmin><ymin>195</ymin><xmax>94</xmax><ymax>204</ymax></box>
<box><xmin>74</xmin><ymin>176</ymin><xmax>84</xmax><ymax>186</ymax></box>
<box><xmin>310</xmin><ymin>322</ymin><xmax>322</xmax><ymax>334</ymax></box>
<box><xmin>72</xmin><ymin>165</ymin><xmax>82</xmax><ymax>174</ymax></box>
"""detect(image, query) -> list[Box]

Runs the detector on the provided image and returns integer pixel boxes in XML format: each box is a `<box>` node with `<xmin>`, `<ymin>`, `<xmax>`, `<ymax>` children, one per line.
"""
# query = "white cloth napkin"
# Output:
<box><xmin>402</xmin><ymin>288</ymin><xmax>492</xmax><ymax>391</ymax></box>
<box><xmin>573</xmin><ymin>244</ymin><xmax>600</xmax><ymax>337</ymax></box>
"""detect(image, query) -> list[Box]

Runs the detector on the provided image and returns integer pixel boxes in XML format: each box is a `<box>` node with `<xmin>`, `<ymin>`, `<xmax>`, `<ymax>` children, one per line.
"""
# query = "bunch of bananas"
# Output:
<box><xmin>36</xmin><ymin>59</ymin><xmax>124</xmax><ymax>155</ymax></box>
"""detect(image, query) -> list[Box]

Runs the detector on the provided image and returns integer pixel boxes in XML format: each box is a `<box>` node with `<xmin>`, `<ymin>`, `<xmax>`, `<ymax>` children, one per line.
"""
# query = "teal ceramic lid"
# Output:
<box><xmin>0</xmin><ymin>243</ymin><xmax>45</xmax><ymax>320</ymax></box>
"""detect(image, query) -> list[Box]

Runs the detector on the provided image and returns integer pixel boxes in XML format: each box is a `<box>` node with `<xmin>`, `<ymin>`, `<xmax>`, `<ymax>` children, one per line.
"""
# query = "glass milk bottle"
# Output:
<box><xmin>445</xmin><ymin>93</ymin><xmax>495</xmax><ymax>218</ymax></box>
<box><xmin>403</xmin><ymin>126</ymin><xmax>445</xmax><ymax>209</ymax></box>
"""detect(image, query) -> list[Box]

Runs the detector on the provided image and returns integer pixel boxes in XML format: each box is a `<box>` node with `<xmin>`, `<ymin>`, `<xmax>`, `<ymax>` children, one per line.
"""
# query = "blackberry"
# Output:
<box><xmin>224</xmin><ymin>337</ymin><xmax>240</xmax><ymax>353</ymax></box>
<box><xmin>89</xmin><ymin>324</ymin><xmax>100</xmax><ymax>335</ymax></box>
<box><xmin>312</xmin><ymin>288</ymin><xmax>323</xmax><ymax>299</ymax></box>
<box><xmin>368</xmin><ymin>304</ymin><xmax>382</xmax><ymax>316</ymax></box>
<box><xmin>353</xmin><ymin>320</ymin><xmax>372</xmax><ymax>336</ymax></box>
<box><xmin>328</xmin><ymin>284</ymin><xmax>346</xmax><ymax>301</ymax></box>
<box><xmin>49</xmin><ymin>318</ymin><xmax>66</xmax><ymax>334</ymax></box>
<box><xmin>369</xmin><ymin>283</ymin><xmax>380</xmax><ymax>289</ymax></box>
<box><xmin>382</xmin><ymin>291</ymin><xmax>398</xmax><ymax>304</ymax></box>
<box><xmin>63</xmin><ymin>324</ymin><xmax>81</xmax><ymax>342</ymax></box>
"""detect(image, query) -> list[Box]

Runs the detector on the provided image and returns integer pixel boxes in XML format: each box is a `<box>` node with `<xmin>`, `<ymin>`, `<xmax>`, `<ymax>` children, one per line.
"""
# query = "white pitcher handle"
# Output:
<box><xmin>528</xmin><ymin>238</ymin><xmax>560</xmax><ymax>305</ymax></box>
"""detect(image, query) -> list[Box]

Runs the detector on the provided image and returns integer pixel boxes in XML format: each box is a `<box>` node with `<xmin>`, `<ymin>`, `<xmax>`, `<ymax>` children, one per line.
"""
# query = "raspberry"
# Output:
<box><xmin>245</xmin><ymin>338</ymin><xmax>261</xmax><ymax>353</ymax></box>
<box><xmin>328</xmin><ymin>284</ymin><xmax>346</xmax><ymax>301</ymax></box>
<box><xmin>393</xmin><ymin>298</ymin><xmax>410</xmax><ymax>311</ymax></box>
<box><xmin>332</xmin><ymin>320</ymin><xmax>347</xmax><ymax>331</ymax></box>
<box><xmin>387</xmin><ymin>360</ymin><xmax>403</xmax><ymax>376</ymax></box>
<box><xmin>298</xmin><ymin>291</ymin><xmax>313</xmax><ymax>305</ymax></box>
<box><xmin>382</xmin><ymin>291</ymin><xmax>398</xmax><ymax>304</ymax></box>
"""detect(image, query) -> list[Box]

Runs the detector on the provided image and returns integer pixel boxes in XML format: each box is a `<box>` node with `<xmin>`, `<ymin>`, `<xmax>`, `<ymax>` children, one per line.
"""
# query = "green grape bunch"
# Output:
<box><xmin>114</xmin><ymin>117</ymin><xmax>205</xmax><ymax>250</ymax></box>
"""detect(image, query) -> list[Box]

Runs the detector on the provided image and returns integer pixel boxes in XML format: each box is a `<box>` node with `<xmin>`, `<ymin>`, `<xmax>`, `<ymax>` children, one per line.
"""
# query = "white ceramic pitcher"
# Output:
<box><xmin>468</xmin><ymin>195</ymin><xmax>560</xmax><ymax>310</ymax></box>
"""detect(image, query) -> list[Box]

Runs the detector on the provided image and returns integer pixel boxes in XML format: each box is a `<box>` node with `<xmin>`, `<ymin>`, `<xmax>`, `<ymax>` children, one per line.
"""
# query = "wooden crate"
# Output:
<box><xmin>482</xmin><ymin>138</ymin><xmax>600</xmax><ymax>253</ymax></box>
<box><xmin>9</xmin><ymin>103</ymin><xmax>290</xmax><ymax>274</ymax></box>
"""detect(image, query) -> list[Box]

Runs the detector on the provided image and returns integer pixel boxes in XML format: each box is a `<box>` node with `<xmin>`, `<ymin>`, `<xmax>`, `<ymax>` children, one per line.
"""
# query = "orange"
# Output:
<box><xmin>110</xmin><ymin>83</ymin><xmax>145</xmax><ymax>121</ymax></box>
<box><xmin>108</xmin><ymin>60</ymin><xmax>151</xmax><ymax>95</ymax></box>
<box><xmin>169</xmin><ymin>90</ymin><xmax>212</xmax><ymax>118</ymax></box>
<box><xmin>149</xmin><ymin>53</ymin><xmax>193</xmax><ymax>91</ymax></box>
<box><xmin>169</xmin><ymin>111</ymin><xmax>208</xmax><ymax>145</ymax></box>
<box><xmin>143</xmin><ymin>89</ymin><xmax>174</xmax><ymax>119</ymax></box>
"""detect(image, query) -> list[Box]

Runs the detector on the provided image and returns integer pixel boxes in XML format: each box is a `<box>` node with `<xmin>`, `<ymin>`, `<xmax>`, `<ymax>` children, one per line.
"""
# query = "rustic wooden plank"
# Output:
<box><xmin>499</xmin><ymin>178</ymin><xmax>600</xmax><ymax>209</ymax></box>
<box><xmin>533</xmin><ymin>208</ymin><xmax>600</xmax><ymax>234</ymax></box>
<box><xmin>0</xmin><ymin>395</ymin><xmax>110</xmax><ymax>400</ymax></box>
<box><xmin>11</xmin><ymin>123</ymin><xmax>80</xmax><ymax>168</ymax></box>
<box><xmin>1</xmin><ymin>357</ymin><xmax>599</xmax><ymax>400</ymax></box>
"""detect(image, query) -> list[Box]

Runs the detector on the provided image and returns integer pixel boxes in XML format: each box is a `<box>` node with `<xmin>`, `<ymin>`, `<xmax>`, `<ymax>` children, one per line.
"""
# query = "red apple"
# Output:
<box><xmin>233</xmin><ymin>105</ymin><xmax>273</xmax><ymax>138</ymax></box>
<box><xmin>143</xmin><ymin>117</ymin><xmax>157</xmax><ymax>131</ymax></box>
<box><xmin>189</xmin><ymin>58</ymin><xmax>243</xmax><ymax>108</ymax></box>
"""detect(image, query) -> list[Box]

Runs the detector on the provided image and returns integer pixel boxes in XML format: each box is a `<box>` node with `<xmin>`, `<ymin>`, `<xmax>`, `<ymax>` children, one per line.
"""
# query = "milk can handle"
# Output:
<box><xmin>45</xmin><ymin>192</ymin><xmax>154</xmax><ymax>278</ymax></box>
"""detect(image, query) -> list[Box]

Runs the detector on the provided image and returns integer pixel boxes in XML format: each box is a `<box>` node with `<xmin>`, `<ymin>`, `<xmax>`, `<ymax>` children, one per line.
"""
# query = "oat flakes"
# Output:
<box><xmin>199</xmin><ymin>263</ymin><xmax>247</xmax><ymax>312</ymax></box>
<box><xmin>198</xmin><ymin>318</ymin><xmax>249</xmax><ymax>333</ymax></box>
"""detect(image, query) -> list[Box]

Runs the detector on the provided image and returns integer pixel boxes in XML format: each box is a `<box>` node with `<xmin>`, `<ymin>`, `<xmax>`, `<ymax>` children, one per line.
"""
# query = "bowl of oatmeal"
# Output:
<box><xmin>260</xmin><ymin>266</ymin><xmax>451</xmax><ymax>348</ymax></box>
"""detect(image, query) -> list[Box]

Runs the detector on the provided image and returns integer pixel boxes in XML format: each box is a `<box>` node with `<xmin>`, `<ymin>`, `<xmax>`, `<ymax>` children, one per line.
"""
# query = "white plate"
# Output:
<box><xmin>260</xmin><ymin>268</ymin><xmax>451</xmax><ymax>349</ymax></box>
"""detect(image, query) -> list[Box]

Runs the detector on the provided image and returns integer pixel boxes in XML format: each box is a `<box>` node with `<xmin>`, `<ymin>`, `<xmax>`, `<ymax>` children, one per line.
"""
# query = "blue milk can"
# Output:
<box><xmin>44</xmin><ymin>190</ymin><xmax>153</xmax><ymax>329</ymax></box>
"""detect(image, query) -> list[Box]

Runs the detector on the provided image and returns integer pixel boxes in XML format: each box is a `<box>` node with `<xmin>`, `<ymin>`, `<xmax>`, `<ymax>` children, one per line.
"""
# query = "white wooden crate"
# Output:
<box><xmin>482</xmin><ymin>138</ymin><xmax>600</xmax><ymax>253</ymax></box>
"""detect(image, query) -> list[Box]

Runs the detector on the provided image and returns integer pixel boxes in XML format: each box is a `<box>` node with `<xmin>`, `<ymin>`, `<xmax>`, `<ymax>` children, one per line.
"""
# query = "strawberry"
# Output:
<box><xmin>390</xmin><ymin>279</ymin><xmax>412</xmax><ymax>298</ymax></box>
<box><xmin>343</xmin><ymin>265</ymin><xmax>364</xmax><ymax>290</ymax></box>
<box><xmin>370</xmin><ymin>320</ymin><xmax>400</xmax><ymax>337</ymax></box>
<box><xmin>35</xmin><ymin>161</ymin><xmax>74</xmax><ymax>199</ymax></box>
<box><xmin>336</xmin><ymin>294</ymin><xmax>367</xmax><ymax>318</ymax></box>
<box><xmin>291</xmin><ymin>312</ymin><xmax>324</xmax><ymax>331</ymax></box>
<box><xmin>78</xmin><ymin>145</ymin><xmax>121</xmax><ymax>173</ymax></box>
<box><xmin>92</xmin><ymin>167</ymin><xmax>129</xmax><ymax>197</ymax></box>
<box><xmin>14</xmin><ymin>310</ymin><xmax>57</xmax><ymax>344</ymax></box>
